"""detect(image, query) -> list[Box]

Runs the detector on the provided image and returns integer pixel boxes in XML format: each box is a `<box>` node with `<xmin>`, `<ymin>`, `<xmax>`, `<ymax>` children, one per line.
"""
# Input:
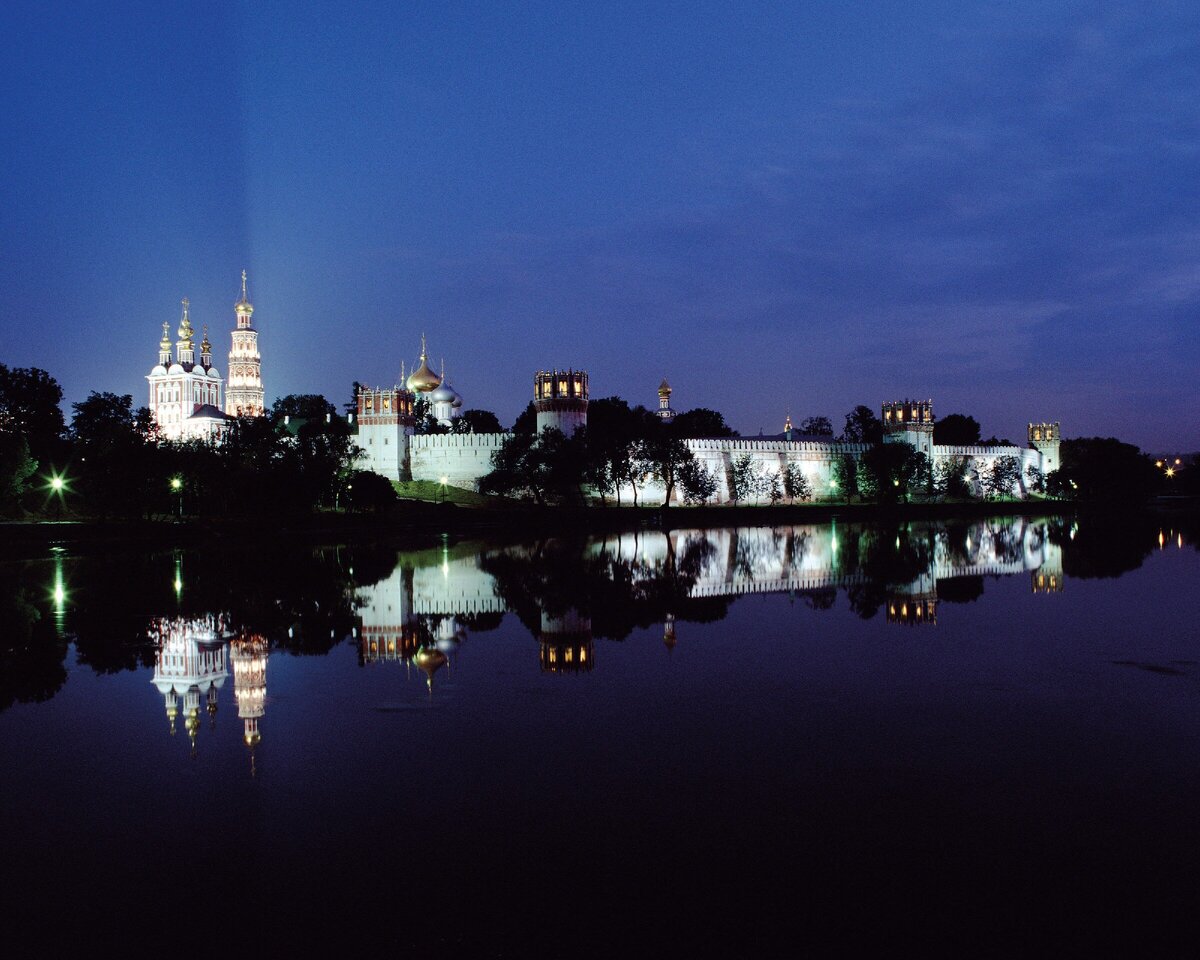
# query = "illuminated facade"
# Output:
<box><xmin>225</xmin><ymin>271</ymin><xmax>266</xmax><ymax>418</ymax></box>
<box><xmin>146</xmin><ymin>299</ymin><xmax>227</xmax><ymax>441</ymax></box>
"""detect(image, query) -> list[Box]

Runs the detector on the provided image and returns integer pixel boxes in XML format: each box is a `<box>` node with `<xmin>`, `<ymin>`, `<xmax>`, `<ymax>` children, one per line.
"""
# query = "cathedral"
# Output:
<box><xmin>147</xmin><ymin>271</ymin><xmax>265</xmax><ymax>441</ymax></box>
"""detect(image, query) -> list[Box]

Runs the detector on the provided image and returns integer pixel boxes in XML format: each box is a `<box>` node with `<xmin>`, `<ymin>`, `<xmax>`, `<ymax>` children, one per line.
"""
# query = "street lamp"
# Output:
<box><xmin>170</xmin><ymin>476</ymin><xmax>183</xmax><ymax>518</ymax></box>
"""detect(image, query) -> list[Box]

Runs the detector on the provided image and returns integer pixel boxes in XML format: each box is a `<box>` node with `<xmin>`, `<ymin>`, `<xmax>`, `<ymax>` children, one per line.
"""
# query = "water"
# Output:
<box><xmin>1</xmin><ymin>515</ymin><xmax>1198</xmax><ymax>955</ymax></box>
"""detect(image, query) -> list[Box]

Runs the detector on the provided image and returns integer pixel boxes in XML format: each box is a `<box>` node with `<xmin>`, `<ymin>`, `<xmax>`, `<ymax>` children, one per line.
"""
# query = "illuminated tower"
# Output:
<box><xmin>882</xmin><ymin>399</ymin><xmax>935</xmax><ymax>461</ymax></box>
<box><xmin>534</xmin><ymin>369</ymin><xmax>589</xmax><ymax>435</ymax></box>
<box><xmin>1028</xmin><ymin>422</ymin><xmax>1061</xmax><ymax>476</ymax></box>
<box><xmin>657</xmin><ymin>378</ymin><xmax>675</xmax><ymax>421</ymax></box>
<box><xmin>231</xmin><ymin>633</ymin><xmax>268</xmax><ymax>751</ymax></box>
<box><xmin>147</xmin><ymin>298</ymin><xmax>226</xmax><ymax>440</ymax></box>
<box><xmin>225</xmin><ymin>270</ymin><xmax>265</xmax><ymax>418</ymax></box>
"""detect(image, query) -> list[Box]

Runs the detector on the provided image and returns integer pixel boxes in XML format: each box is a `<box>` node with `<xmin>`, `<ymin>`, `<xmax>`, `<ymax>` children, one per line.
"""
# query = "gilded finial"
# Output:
<box><xmin>420</xmin><ymin>333</ymin><xmax>427</xmax><ymax>361</ymax></box>
<box><xmin>160</xmin><ymin>321</ymin><xmax>171</xmax><ymax>350</ymax></box>
<box><xmin>201</xmin><ymin>325</ymin><xmax>211</xmax><ymax>353</ymax></box>
<box><xmin>241</xmin><ymin>269</ymin><xmax>247</xmax><ymax>299</ymax></box>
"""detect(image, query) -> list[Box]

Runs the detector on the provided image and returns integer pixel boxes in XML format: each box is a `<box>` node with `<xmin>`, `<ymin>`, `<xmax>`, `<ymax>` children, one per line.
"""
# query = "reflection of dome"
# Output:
<box><xmin>414</xmin><ymin>645</ymin><xmax>448</xmax><ymax>691</ymax></box>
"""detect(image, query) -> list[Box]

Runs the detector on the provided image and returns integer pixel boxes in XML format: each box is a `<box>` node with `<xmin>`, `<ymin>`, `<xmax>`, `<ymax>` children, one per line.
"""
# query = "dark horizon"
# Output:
<box><xmin>2</xmin><ymin>2</ymin><xmax>1198</xmax><ymax>449</ymax></box>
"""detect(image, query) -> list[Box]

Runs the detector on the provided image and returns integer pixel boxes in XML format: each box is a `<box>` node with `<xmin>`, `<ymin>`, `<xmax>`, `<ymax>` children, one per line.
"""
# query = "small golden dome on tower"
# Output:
<box><xmin>160</xmin><ymin>322</ymin><xmax>171</xmax><ymax>351</ymax></box>
<box><xmin>659</xmin><ymin>378</ymin><xmax>671</xmax><ymax>396</ymax></box>
<box><xmin>201</xmin><ymin>325</ymin><xmax>212</xmax><ymax>355</ymax></box>
<box><xmin>235</xmin><ymin>269</ymin><xmax>254</xmax><ymax>315</ymax></box>
<box><xmin>406</xmin><ymin>336</ymin><xmax>442</xmax><ymax>393</ymax></box>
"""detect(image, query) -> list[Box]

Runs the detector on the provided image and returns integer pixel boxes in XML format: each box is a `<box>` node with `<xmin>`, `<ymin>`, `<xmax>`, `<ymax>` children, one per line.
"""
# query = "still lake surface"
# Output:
<box><xmin>2</xmin><ymin>514</ymin><xmax>1198</xmax><ymax>955</ymax></box>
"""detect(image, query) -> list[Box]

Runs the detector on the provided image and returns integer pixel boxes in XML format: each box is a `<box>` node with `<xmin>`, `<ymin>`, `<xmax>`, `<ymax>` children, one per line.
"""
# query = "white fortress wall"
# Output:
<box><xmin>410</xmin><ymin>433</ymin><xmax>507</xmax><ymax>491</ymax></box>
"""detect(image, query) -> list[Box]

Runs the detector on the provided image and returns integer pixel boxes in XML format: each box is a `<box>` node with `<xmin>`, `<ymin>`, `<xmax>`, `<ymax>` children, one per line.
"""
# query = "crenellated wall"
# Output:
<box><xmin>410</xmin><ymin>433</ymin><xmax>507</xmax><ymax>490</ymax></box>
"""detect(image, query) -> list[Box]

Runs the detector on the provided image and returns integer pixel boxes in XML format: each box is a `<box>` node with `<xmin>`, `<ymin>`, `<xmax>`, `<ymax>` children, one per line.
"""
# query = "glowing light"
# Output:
<box><xmin>51</xmin><ymin>476</ymin><xmax>64</xmax><ymax>491</ymax></box>
<box><xmin>170</xmin><ymin>476</ymin><xmax>182</xmax><ymax>490</ymax></box>
<box><xmin>830</xmin><ymin>479</ymin><xmax>838</xmax><ymax>489</ymax></box>
<box><xmin>1166</xmin><ymin>468</ymin><xmax>1175</xmax><ymax>478</ymax></box>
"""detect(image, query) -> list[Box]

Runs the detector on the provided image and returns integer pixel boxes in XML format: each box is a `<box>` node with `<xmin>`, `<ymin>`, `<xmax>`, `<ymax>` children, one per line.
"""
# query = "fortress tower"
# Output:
<box><xmin>657</xmin><ymin>378</ymin><xmax>675</xmax><ymax>421</ymax></box>
<box><xmin>356</xmin><ymin>384</ymin><xmax>416</xmax><ymax>480</ymax></box>
<box><xmin>882</xmin><ymin>399</ymin><xmax>935</xmax><ymax>461</ymax></box>
<box><xmin>1028</xmin><ymin>422</ymin><xmax>1061</xmax><ymax>475</ymax></box>
<box><xmin>225</xmin><ymin>271</ymin><xmax>265</xmax><ymax>418</ymax></box>
<box><xmin>538</xmin><ymin>609</ymin><xmax>594</xmax><ymax>673</ymax></box>
<box><xmin>534</xmin><ymin>369</ymin><xmax>588</xmax><ymax>435</ymax></box>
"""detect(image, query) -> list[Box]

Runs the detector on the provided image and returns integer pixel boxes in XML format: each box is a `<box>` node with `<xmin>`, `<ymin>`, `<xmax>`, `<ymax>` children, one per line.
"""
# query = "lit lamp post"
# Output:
<box><xmin>170</xmin><ymin>476</ymin><xmax>183</xmax><ymax>519</ymax></box>
<box><xmin>46</xmin><ymin>471</ymin><xmax>68</xmax><ymax>519</ymax></box>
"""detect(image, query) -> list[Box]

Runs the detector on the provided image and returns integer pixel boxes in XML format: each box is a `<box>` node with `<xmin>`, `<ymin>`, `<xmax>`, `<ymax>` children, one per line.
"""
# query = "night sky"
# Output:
<box><xmin>1</xmin><ymin>1</ymin><xmax>1197</xmax><ymax>448</ymax></box>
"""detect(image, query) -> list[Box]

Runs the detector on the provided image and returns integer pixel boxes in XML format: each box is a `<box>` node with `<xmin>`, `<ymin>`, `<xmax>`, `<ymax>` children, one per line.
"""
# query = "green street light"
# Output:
<box><xmin>51</xmin><ymin>476</ymin><xmax>64</xmax><ymax>491</ymax></box>
<box><xmin>170</xmin><ymin>476</ymin><xmax>183</xmax><ymax>519</ymax></box>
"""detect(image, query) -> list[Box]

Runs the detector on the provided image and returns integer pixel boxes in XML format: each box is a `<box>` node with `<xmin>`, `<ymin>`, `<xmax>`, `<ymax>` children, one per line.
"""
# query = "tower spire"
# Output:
<box><xmin>241</xmin><ymin>269</ymin><xmax>247</xmax><ymax>300</ymax></box>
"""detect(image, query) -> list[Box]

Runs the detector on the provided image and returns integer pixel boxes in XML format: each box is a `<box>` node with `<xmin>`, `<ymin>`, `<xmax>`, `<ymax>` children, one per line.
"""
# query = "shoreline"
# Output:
<box><xmin>3</xmin><ymin>497</ymin><xmax>1193</xmax><ymax>556</ymax></box>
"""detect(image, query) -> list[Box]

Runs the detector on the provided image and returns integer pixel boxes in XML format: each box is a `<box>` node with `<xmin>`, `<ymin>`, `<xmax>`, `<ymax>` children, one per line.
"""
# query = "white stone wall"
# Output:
<box><xmin>410</xmin><ymin>433</ymin><xmax>507</xmax><ymax>491</ymax></box>
<box><xmin>931</xmin><ymin>445</ymin><xmax>1043</xmax><ymax>496</ymax></box>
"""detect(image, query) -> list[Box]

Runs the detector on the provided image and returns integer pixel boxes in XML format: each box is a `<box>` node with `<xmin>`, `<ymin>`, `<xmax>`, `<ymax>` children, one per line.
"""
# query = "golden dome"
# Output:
<box><xmin>658</xmin><ymin>378</ymin><xmax>671</xmax><ymax>396</ymax></box>
<box><xmin>200</xmin><ymin>325</ymin><xmax>212</xmax><ymax>354</ymax></box>
<box><xmin>406</xmin><ymin>336</ymin><xmax>442</xmax><ymax>393</ymax></box>
<box><xmin>177</xmin><ymin>298</ymin><xmax>194</xmax><ymax>342</ymax></box>
<box><xmin>159</xmin><ymin>322</ymin><xmax>171</xmax><ymax>351</ymax></box>
<box><xmin>236</xmin><ymin>269</ymin><xmax>254</xmax><ymax>315</ymax></box>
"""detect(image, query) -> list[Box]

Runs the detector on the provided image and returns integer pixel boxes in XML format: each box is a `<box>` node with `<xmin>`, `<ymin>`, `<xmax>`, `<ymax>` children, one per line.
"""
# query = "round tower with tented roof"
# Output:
<box><xmin>534</xmin><ymin>369</ymin><xmax>588</xmax><ymax>435</ymax></box>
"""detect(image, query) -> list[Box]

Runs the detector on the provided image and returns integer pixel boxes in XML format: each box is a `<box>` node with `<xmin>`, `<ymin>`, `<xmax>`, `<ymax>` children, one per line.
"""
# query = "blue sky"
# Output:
<box><xmin>1</xmin><ymin>1</ymin><xmax>1197</xmax><ymax>448</ymax></box>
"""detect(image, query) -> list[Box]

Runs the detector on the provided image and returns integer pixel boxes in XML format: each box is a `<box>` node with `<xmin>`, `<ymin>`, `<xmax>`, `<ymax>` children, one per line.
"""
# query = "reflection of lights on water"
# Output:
<box><xmin>1159</xmin><ymin>531</ymin><xmax>1165</xmax><ymax>549</ymax></box>
<box><xmin>894</xmin><ymin>536</ymin><xmax>901</xmax><ymax>550</ymax></box>
<box><xmin>1180</xmin><ymin>533</ymin><xmax>1185</xmax><ymax>550</ymax></box>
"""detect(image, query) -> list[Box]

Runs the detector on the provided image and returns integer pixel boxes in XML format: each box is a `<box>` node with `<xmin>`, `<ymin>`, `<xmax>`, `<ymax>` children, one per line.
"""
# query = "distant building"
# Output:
<box><xmin>146</xmin><ymin>298</ymin><xmax>227</xmax><ymax>441</ymax></box>
<box><xmin>657</xmin><ymin>378</ymin><xmax>675</xmax><ymax>421</ymax></box>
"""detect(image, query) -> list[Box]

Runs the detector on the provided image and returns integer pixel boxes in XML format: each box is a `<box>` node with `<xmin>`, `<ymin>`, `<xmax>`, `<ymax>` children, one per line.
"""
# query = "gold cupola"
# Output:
<box><xmin>235</xmin><ymin>269</ymin><xmax>253</xmax><ymax>316</ymax></box>
<box><xmin>159</xmin><ymin>321</ymin><xmax>172</xmax><ymax>353</ymax></box>
<box><xmin>405</xmin><ymin>335</ymin><xmax>442</xmax><ymax>393</ymax></box>
<box><xmin>177</xmin><ymin>298</ymin><xmax>194</xmax><ymax>343</ymax></box>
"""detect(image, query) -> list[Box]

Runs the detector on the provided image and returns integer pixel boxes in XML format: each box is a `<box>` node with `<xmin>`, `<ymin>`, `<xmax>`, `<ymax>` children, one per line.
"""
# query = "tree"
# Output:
<box><xmin>678</xmin><ymin>458</ymin><xmax>718</xmax><ymax>505</ymax></box>
<box><xmin>1025</xmin><ymin>464</ymin><xmax>1046</xmax><ymax>494</ymax></box>
<box><xmin>0</xmin><ymin>364</ymin><xmax>66</xmax><ymax>463</ymax></box>
<box><xmin>984</xmin><ymin>456</ymin><xmax>1022</xmax><ymax>498</ymax></box>
<box><xmin>271</xmin><ymin>394</ymin><xmax>336</xmax><ymax>422</ymax></box>
<box><xmin>343</xmin><ymin>470</ymin><xmax>397</xmax><ymax>512</ymax></box>
<box><xmin>799</xmin><ymin>416</ymin><xmax>833</xmax><ymax>437</ymax></box>
<box><xmin>458</xmin><ymin>409</ymin><xmax>503</xmax><ymax>434</ymax></box>
<box><xmin>411</xmin><ymin>395</ymin><xmax>447</xmax><ymax>435</ymax></box>
<box><xmin>0</xmin><ymin>432</ymin><xmax>37</xmax><ymax>513</ymax></box>
<box><xmin>511</xmin><ymin>402</ymin><xmax>537</xmax><ymax>435</ymax></box>
<box><xmin>729</xmin><ymin>454</ymin><xmax>760</xmax><ymax>504</ymax></box>
<box><xmin>764</xmin><ymin>470</ymin><xmax>784</xmax><ymax>504</ymax></box>
<box><xmin>639</xmin><ymin>434</ymin><xmax>694</xmax><ymax>506</ymax></box>
<box><xmin>1048</xmin><ymin>437</ymin><xmax>1159</xmax><ymax>503</ymax></box>
<box><xmin>832</xmin><ymin>454</ymin><xmax>858</xmax><ymax>500</ymax></box>
<box><xmin>857</xmin><ymin>442</ymin><xmax>929</xmax><ymax>503</ymax></box>
<box><xmin>782</xmin><ymin>462</ymin><xmax>811</xmax><ymax>502</ymax></box>
<box><xmin>69</xmin><ymin>392</ymin><xmax>161</xmax><ymax>518</ymax></box>
<box><xmin>345</xmin><ymin>381</ymin><xmax>364</xmax><ymax>417</ymax></box>
<box><xmin>479</xmin><ymin>428</ymin><xmax>587</xmax><ymax>505</ymax></box>
<box><xmin>670</xmin><ymin>408</ymin><xmax>737</xmax><ymax>439</ymax></box>
<box><xmin>841</xmin><ymin>405</ymin><xmax>882</xmax><ymax>444</ymax></box>
<box><xmin>933</xmin><ymin>413</ymin><xmax>981</xmax><ymax>446</ymax></box>
<box><xmin>934</xmin><ymin>455</ymin><xmax>974</xmax><ymax>499</ymax></box>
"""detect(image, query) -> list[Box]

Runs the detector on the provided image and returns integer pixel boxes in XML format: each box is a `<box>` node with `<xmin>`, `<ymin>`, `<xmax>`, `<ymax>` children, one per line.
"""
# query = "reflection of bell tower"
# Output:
<box><xmin>538</xmin><ymin>609</ymin><xmax>594</xmax><ymax>673</ymax></box>
<box><xmin>231</xmin><ymin>633</ymin><xmax>268</xmax><ymax>752</ymax></box>
<box><xmin>663</xmin><ymin>613</ymin><xmax>677</xmax><ymax>651</ymax></box>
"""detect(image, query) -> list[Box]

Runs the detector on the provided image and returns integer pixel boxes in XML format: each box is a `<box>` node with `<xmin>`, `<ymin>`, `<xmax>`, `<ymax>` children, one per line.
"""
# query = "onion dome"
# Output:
<box><xmin>406</xmin><ymin>335</ymin><xmax>442</xmax><ymax>393</ymax></box>
<box><xmin>177</xmin><ymin>298</ymin><xmax>194</xmax><ymax>342</ymax></box>
<box><xmin>659</xmin><ymin>378</ymin><xmax>671</xmax><ymax>396</ymax></box>
<box><xmin>430</xmin><ymin>381</ymin><xmax>456</xmax><ymax>404</ymax></box>
<box><xmin>200</xmin><ymin>325</ymin><xmax>212</xmax><ymax>356</ymax></box>
<box><xmin>413</xmin><ymin>644</ymin><xmax>448</xmax><ymax>693</ymax></box>
<box><xmin>235</xmin><ymin>269</ymin><xmax>253</xmax><ymax>315</ymax></box>
<box><xmin>159</xmin><ymin>322</ymin><xmax>171</xmax><ymax>352</ymax></box>
<box><xmin>451</xmin><ymin>388</ymin><xmax>463</xmax><ymax>409</ymax></box>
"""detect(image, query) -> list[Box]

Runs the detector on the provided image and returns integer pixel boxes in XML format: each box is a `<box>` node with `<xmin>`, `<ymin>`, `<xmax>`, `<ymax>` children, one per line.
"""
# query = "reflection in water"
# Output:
<box><xmin>0</xmin><ymin>514</ymin><xmax>1193</xmax><ymax>726</ymax></box>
